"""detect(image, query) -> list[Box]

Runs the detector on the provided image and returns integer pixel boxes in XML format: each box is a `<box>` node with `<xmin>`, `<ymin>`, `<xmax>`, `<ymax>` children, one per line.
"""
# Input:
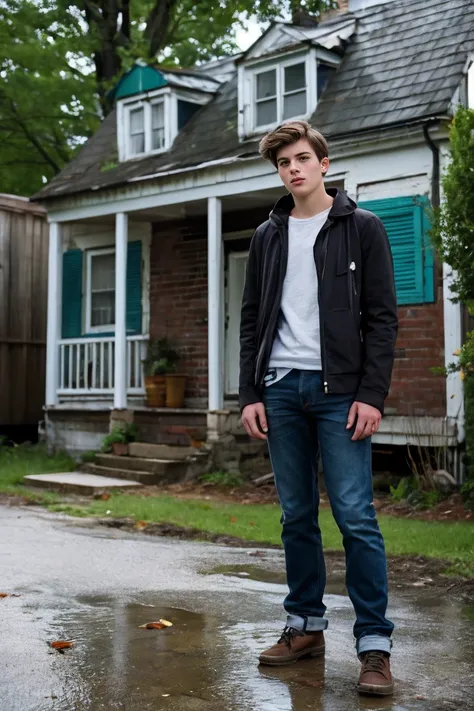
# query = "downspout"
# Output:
<box><xmin>423</xmin><ymin>120</ymin><xmax>440</xmax><ymax>209</ymax></box>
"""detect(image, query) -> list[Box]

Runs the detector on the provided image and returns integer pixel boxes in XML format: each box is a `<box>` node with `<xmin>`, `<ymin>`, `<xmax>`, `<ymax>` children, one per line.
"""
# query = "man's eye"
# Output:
<box><xmin>300</xmin><ymin>156</ymin><xmax>309</xmax><ymax>161</ymax></box>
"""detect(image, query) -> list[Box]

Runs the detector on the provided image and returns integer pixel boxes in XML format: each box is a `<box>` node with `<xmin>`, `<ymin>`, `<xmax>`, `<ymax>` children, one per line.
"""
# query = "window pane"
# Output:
<box><xmin>91</xmin><ymin>292</ymin><xmax>115</xmax><ymax>327</ymax></box>
<box><xmin>91</xmin><ymin>253</ymin><xmax>115</xmax><ymax>291</ymax></box>
<box><xmin>317</xmin><ymin>63</ymin><xmax>336</xmax><ymax>98</ymax></box>
<box><xmin>256</xmin><ymin>99</ymin><xmax>277</xmax><ymax>126</ymax></box>
<box><xmin>130</xmin><ymin>107</ymin><xmax>144</xmax><ymax>133</ymax></box>
<box><xmin>131</xmin><ymin>133</ymin><xmax>145</xmax><ymax>154</ymax></box>
<box><xmin>285</xmin><ymin>63</ymin><xmax>305</xmax><ymax>92</ymax></box>
<box><xmin>152</xmin><ymin>102</ymin><xmax>164</xmax><ymax>129</ymax></box>
<box><xmin>283</xmin><ymin>90</ymin><xmax>306</xmax><ymax>119</ymax></box>
<box><xmin>152</xmin><ymin>127</ymin><xmax>165</xmax><ymax>150</ymax></box>
<box><xmin>256</xmin><ymin>69</ymin><xmax>276</xmax><ymax>100</ymax></box>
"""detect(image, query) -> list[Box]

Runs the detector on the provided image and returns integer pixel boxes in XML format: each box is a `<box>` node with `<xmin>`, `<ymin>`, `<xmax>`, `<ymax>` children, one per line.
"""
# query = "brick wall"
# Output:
<box><xmin>386</xmin><ymin>284</ymin><xmax>446</xmax><ymax>417</ymax></box>
<box><xmin>149</xmin><ymin>224</ymin><xmax>209</xmax><ymax>405</ymax></box>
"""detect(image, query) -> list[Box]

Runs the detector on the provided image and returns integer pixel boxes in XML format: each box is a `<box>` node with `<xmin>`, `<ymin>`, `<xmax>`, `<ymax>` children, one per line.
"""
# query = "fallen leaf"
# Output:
<box><xmin>0</xmin><ymin>592</ymin><xmax>21</xmax><ymax>598</ymax></box>
<box><xmin>50</xmin><ymin>641</ymin><xmax>74</xmax><ymax>650</ymax></box>
<box><xmin>248</xmin><ymin>551</ymin><xmax>265</xmax><ymax>558</ymax></box>
<box><xmin>138</xmin><ymin>619</ymin><xmax>173</xmax><ymax>630</ymax></box>
<box><xmin>136</xmin><ymin>520</ymin><xmax>148</xmax><ymax>530</ymax></box>
<box><xmin>100</xmin><ymin>493</ymin><xmax>111</xmax><ymax>501</ymax></box>
<box><xmin>416</xmin><ymin>695</ymin><xmax>425</xmax><ymax>700</ymax></box>
<box><xmin>249</xmin><ymin>521</ymin><xmax>255</xmax><ymax>526</ymax></box>
<box><xmin>230</xmin><ymin>517</ymin><xmax>237</xmax><ymax>523</ymax></box>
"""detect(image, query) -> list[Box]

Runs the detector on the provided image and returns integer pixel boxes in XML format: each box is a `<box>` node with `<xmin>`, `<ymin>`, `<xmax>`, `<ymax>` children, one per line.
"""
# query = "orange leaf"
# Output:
<box><xmin>0</xmin><ymin>592</ymin><xmax>20</xmax><ymax>598</ymax></box>
<box><xmin>100</xmin><ymin>493</ymin><xmax>111</xmax><ymax>501</ymax></box>
<box><xmin>230</xmin><ymin>517</ymin><xmax>237</xmax><ymax>523</ymax></box>
<box><xmin>50</xmin><ymin>641</ymin><xmax>74</xmax><ymax>650</ymax></box>
<box><xmin>138</xmin><ymin>619</ymin><xmax>173</xmax><ymax>630</ymax></box>
<box><xmin>135</xmin><ymin>520</ymin><xmax>148</xmax><ymax>530</ymax></box>
<box><xmin>249</xmin><ymin>521</ymin><xmax>255</xmax><ymax>526</ymax></box>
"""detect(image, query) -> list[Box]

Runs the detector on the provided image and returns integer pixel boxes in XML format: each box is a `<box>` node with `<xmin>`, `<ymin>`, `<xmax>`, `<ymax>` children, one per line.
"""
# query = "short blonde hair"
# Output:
<box><xmin>259</xmin><ymin>120</ymin><xmax>328</xmax><ymax>168</ymax></box>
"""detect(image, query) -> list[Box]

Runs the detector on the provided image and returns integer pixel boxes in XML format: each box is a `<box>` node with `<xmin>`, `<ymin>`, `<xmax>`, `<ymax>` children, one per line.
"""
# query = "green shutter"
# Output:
<box><xmin>62</xmin><ymin>249</ymin><xmax>83</xmax><ymax>338</ymax></box>
<box><xmin>126</xmin><ymin>240</ymin><xmax>142</xmax><ymax>334</ymax></box>
<box><xmin>358</xmin><ymin>196</ymin><xmax>434</xmax><ymax>305</ymax></box>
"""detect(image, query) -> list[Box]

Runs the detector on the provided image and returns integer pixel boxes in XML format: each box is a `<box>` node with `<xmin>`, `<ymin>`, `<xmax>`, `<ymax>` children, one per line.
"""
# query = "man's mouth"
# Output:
<box><xmin>291</xmin><ymin>177</ymin><xmax>304</xmax><ymax>184</ymax></box>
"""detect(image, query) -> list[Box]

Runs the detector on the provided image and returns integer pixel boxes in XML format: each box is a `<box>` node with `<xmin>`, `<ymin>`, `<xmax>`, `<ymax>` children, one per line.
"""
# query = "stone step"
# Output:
<box><xmin>84</xmin><ymin>462</ymin><xmax>186</xmax><ymax>485</ymax></box>
<box><xmin>94</xmin><ymin>453</ymin><xmax>189</xmax><ymax>476</ymax></box>
<box><xmin>128</xmin><ymin>442</ymin><xmax>198</xmax><ymax>460</ymax></box>
<box><xmin>24</xmin><ymin>472</ymin><xmax>142</xmax><ymax>496</ymax></box>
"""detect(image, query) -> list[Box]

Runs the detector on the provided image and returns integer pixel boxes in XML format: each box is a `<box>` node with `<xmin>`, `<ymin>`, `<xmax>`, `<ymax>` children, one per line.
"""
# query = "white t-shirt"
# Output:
<box><xmin>266</xmin><ymin>207</ymin><xmax>330</xmax><ymax>387</ymax></box>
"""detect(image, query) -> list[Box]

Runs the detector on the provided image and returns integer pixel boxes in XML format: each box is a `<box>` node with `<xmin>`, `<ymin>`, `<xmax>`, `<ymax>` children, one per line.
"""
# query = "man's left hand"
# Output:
<box><xmin>346</xmin><ymin>401</ymin><xmax>381</xmax><ymax>441</ymax></box>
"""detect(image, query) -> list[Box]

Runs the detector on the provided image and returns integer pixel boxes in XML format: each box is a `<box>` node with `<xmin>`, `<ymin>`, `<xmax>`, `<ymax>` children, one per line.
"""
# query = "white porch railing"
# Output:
<box><xmin>57</xmin><ymin>335</ymin><xmax>148</xmax><ymax>396</ymax></box>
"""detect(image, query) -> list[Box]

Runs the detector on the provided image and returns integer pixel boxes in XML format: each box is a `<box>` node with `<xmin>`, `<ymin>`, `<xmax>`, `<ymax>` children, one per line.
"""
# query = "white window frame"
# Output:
<box><xmin>117</xmin><ymin>87</ymin><xmax>211</xmax><ymax>162</ymax></box>
<box><xmin>85</xmin><ymin>247</ymin><xmax>116</xmax><ymax>333</ymax></box>
<box><xmin>238</xmin><ymin>47</ymin><xmax>340</xmax><ymax>139</ymax></box>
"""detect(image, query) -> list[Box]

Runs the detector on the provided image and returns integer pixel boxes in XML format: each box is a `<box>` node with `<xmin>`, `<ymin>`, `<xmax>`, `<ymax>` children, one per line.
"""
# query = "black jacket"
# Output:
<box><xmin>239</xmin><ymin>188</ymin><xmax>398</xmax><ymax>414</ymax></box>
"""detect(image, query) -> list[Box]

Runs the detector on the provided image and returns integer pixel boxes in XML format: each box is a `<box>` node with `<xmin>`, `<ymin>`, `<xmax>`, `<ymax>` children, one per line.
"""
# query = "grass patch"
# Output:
<box><xmin>70</xmin><ymin>493</ymin><xmax>474</xmax><ymax>577</ymax></box>
<box><xmin>0</xmin><ymin>444</ymin><xmax>75</xmax><ymax>503</ymax></box>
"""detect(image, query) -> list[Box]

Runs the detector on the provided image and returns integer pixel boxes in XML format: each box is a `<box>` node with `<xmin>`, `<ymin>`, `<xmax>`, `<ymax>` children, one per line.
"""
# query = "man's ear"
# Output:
<box><xmin>321</xmin><ymin>157</ymin><xmax>329</xmax><ymax>175</ymax></box>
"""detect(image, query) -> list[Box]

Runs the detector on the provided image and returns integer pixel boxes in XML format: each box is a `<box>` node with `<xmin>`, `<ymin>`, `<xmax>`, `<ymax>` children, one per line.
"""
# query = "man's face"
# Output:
<box><xmin>276</xmin><ymin>138</ymin><xmax>329</xmax><ymax>196</ymax></box>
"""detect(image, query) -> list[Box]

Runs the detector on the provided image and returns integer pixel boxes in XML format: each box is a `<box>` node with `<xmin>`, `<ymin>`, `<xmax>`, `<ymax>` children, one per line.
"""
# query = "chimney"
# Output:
<box><xmin>291</xmin><ymin>7</ymin><xmax>319</xmax><ymax>26</ymax></box>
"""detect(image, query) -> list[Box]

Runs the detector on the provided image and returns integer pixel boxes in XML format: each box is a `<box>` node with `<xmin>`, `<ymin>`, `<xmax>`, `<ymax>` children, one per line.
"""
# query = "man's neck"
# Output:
<box><xmin>290</xmin><ymin>186</ymin><xmax>334</xmax><ymax>219</ymax></box>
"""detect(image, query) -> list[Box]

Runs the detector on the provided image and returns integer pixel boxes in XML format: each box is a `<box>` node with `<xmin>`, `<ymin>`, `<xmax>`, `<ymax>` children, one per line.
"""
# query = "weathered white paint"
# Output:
<box><xmin>357</xmin><ymin>173</ymin><xmax>431</xmax><ymax>201</ymax></box>
<box><xmin>45</xmin><ymin>222</ymin><xmax>62</xmax><ymax>407</ymax></box>
<box><xmin>225</xmin><ymin>251</ymin><xmax>249</xmax><ymax>395</ymax></box>
<box><xmin>208</xmin><ymin>197</ymin><xmax>224</xmax><ymax>411</ymax></box>
<box><xmin>373</xmin><ymin>415</ymin><xmax>458</xmax><ymax>448</ymax></box>
<box><xmin>114</xmin><ymin>213</ymin><xmax>128</xmax><ymax>409</ymax></box>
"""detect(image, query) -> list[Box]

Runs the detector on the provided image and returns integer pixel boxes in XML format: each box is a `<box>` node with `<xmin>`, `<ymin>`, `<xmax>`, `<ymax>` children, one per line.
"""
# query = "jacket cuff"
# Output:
<box><xmin>239</xmin><ymin>385</ymin><xmax>263</xmax><ymax>412</ymax></box>
<box><xmin>354</xmin><ymin>386</ymin><xmax>386</xmax><ymax>416</ymax></box>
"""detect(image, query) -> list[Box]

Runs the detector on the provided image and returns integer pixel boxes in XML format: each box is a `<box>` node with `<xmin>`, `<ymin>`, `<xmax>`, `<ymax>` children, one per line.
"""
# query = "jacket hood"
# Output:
<box><xmin>269</xmin><ymin>187</ymin><xmax>357</xmax><ymax>225</ymax></box>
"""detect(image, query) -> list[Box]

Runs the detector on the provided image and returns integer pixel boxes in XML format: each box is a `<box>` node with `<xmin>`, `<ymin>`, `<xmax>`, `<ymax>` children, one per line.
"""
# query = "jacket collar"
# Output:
<box><xmin>269</xmin><ymin>187</ymin><xmax>357</xmax><ymax>226</ymax></box>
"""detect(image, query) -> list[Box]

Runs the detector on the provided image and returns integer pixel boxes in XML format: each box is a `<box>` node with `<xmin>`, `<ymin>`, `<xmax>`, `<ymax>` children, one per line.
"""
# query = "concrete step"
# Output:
<box><xmin>128</xmin><ymin>442</ymin><xmax>198</xmax><ymax>460</ymax></box>
<box><xmin>83</xmin><ymin>462</ymin><xmax>186</xmax><ymax>485</ymax></box>
<box><xmin>24</xmin><ymin>472</ymin><xmax>142</xmax><ymax>496</ymax></box>
<box><xmin>95</xmin><ymin>453</ymin><xmax>188</xmax><ymax>477</ymax></box>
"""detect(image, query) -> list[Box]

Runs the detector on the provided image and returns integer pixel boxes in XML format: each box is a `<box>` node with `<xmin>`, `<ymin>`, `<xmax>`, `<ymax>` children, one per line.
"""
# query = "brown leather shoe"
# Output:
<box><xmin>357</xmin><ymin>650</ymin><xmax>394</xmax><ymax>696</ymax></box>
<box><xmin>259</xmin><ymin>626</ymin><xmax>325</xmax><ymax>666</ymax></box>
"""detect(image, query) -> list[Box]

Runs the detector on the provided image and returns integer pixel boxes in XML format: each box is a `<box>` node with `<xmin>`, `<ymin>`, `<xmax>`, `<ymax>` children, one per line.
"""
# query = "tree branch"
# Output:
<box><xmin>8</xmin><ymin>102</ymin><xmax>62</xmax><ymax>173</ymax></box>
<box><xmin>145</xmin><ymin>0</ymin><xmax>179</xmax><ymax>58</ymax></box>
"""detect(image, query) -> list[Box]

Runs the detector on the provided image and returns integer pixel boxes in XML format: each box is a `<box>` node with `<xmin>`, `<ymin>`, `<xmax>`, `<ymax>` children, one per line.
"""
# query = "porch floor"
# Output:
<box><xmin>24</xmin><ymin>472</ymin><xmax>142</xmax><ymax>496</ymax></box>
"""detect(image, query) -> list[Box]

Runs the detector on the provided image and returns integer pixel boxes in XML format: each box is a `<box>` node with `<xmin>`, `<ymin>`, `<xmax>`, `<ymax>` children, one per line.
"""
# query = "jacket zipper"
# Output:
<box><xmin>316</xmin><ymin>220</ymin><xmax>332</xmax><ymax>394</ymax></box>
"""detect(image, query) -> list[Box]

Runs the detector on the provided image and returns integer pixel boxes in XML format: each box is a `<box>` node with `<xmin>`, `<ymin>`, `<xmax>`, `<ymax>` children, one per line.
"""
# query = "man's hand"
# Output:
<box><xmin>346</xmin><ymin>401</ymin><xmax>381</xmax><ymax>441</ymax></box>
<box><xmin>242</xmin><ymin>402</ymin><xmax>268</xmax><ymax>441</ymax></box>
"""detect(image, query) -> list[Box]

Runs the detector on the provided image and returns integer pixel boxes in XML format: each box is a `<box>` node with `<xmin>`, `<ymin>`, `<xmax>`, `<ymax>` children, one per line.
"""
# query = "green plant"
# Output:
<box><xmin>389</xmin><ymin>476</ymin><xmax>416</xmax><ymax>503</ymax></box>
<box><xmin>199</xmin><ymin>471</ymin><xmax>245</xmax><ymax>488</ymax></box>
<box><xmin>81</xmin><ymin>450</ymin><xmax>97</xmax><ymax>463</ymax></box>
<box><xmin>101</xmin><ymin>424</ymin><xmax>138</xmax><ymax>453</ymax></box>
<box><xmin>142</xmin><ymin>338</ymin><xmax>180</xmax><ymax>376</ymax></box>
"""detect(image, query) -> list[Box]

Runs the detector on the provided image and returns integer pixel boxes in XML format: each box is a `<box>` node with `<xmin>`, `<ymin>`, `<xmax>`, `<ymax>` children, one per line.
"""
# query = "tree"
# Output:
<box><xmin>0</xmin><ymin>0</ymin><xmax>336</xmax><ymax>196</ymax></box>
<box><xmin>431</xmin><ymin>107</ymin><xmax>474</xmax><ymax>498</ymax></box>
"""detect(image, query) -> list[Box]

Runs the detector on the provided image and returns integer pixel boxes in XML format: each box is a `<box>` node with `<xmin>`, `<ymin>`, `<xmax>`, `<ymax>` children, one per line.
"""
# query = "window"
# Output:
<box><xmin>253</xmin><ymin>60</ymin><xmax>307</xmax><ymax>129</ymax></box>
<box><xmin>129</xmin><ymin>107</ymin><xmax>145</xmax><ymax>155</ymax></box>
<box><xmin>86</xmin><ymin>249</ymin><xmax>116</xmax><ymax>332</ymax></box>
<box><xmin>151</xmin><ymin>101</ymin><xmax>165</xmax><ymax>150</ymax></box>
<box><xmin>125</xmin><ymin>99</ymin><xmax>167</xmax><ymax>158</ymax></box>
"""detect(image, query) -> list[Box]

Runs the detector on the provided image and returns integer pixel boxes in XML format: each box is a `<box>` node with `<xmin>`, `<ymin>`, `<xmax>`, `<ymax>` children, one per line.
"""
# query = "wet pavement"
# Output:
<box><xmin>0</xmin><ymin>504</ymin><xmax>473</xmax><ymax>711</ymax></box>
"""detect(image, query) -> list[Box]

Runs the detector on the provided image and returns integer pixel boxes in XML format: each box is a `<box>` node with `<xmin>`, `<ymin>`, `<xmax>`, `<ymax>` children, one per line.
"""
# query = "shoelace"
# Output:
<box><xmin>278</xmin><ymin>626</ymin><xmax>304</xmax><ymax>648</ymax></box>
<box><xmin>362</xmin><ymin>651</ymin><xmax>388</xmax><ymax>674</ymax></box>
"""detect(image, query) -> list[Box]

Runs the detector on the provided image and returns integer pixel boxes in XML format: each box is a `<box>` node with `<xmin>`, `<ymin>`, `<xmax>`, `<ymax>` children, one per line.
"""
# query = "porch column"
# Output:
<box><xmin>207</xmin><ymin>197</ymin><xmax>224</xmax><ymax>411</ymax></box>
<box><xmin>114</xmin><ymin>212</ymin><xmax>128</xmax><ymax>410</ymax></box>
<box><xmin>45</xmin><ymin>221</ymin><xmax>63</xmax><ymax>407</ymax></box>
<box><xmin>443</xmin><ymin>262</ymin><xmax>465</xmax><ymax>440</ymax></box>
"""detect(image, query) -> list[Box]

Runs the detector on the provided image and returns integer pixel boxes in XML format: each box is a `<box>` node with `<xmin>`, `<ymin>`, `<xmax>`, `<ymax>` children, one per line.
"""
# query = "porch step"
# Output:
<box><xmin>128</xmin><ymin>442</ymin><xmax>198</xmax><ymax>460</ymax></box>
<box><xmin>83</xmin><ymin>461</ymin><xmax>186</xmax><ymax>484</ymax></box>
<box><xmin>24</xmin><ymin>472</ymin><xmax>142</xmax><ymax>496</ymax></box>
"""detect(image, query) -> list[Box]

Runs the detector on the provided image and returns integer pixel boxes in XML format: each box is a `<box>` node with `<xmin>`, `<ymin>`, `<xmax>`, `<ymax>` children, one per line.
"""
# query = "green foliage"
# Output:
<box><xmin>460</xmin><ymin>477</ymin><xmax>474</xmax><ymax>510</ymax></box>
<box><xmin>431</xmin><ymin>107</ymin><xmax>474</xmax><ymax>309</ymax></box>
<box><xmin>390</xmin><ymin>476</ymin><xmax>417</xmax><ymax>503</ymax></box>
<box><xmin>101</xmin><ymin>424</ymin><xmax>138</xmax><ymax>453</ymax></box>
<box><xmin>0</xmin><ymin>0</ymin><xmax>336</xmax><ymax>195</ymax></box>
<box><xmin>199</xmin><ymin>470</ymin><xmax>245</xmax><ymax>487</ymax></box>
<box><xmin>81</xmin><ymin>450</ymin><xmax>98</xmax><ymax>463</ymax></box>
<box><xmin>142</xmin><ymin>338</ymin><xmax>180</xmax><ymax>376</ymax></box>
<box><xmin>0</xmin><ymin>443</ymin><xmax>74</xmax><ymax>488</ymax></box>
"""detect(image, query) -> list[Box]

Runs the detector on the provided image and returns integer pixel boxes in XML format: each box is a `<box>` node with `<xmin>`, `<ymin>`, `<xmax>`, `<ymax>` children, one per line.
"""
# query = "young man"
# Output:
<box><xmin>239</xmin><ymin>120</ymin><xmax>398</xmax><ymax>696</ymax></box>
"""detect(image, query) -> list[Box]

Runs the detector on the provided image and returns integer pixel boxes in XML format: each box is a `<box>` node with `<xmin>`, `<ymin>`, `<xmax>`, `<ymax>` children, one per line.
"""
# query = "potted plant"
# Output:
<box><xmin>101</xmin><ymin>423</ymin><xmax>137</xmax><ymax>456</ymax></box>
<box><xmin>142</xmin><ymin>339</ymin><xmax>168</xmax><ymax>407</ymax></box>
<box><xmin>160</xmin><ymin>341</ymin><xmax>186</xmax><ymax>408</ymax></box>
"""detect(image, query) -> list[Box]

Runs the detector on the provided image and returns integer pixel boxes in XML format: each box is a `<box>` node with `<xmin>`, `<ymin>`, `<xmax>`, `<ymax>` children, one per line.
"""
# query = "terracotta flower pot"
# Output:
<box><xmin>165</xmin><ymin>374</ymin><xmax>186</xmax><ymax>408</ymax></box>
<box><xmin>144</xmin><ymin>375</ymin><xmax>166</xmax><ymax>407</ymax></box>
<box><xmin>112</xmin><ymin>442</ymin><xmax>128</xmax><ymax>456</ymax></box>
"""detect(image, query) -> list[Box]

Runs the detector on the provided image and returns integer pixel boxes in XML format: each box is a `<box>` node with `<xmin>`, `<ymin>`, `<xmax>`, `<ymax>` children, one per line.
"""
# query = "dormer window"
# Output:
<box><xmin>238</xmin><ymin>50</ymin><xmax>339</xmax><ymax>138</ymax></box>
<box><xmin>113</xmin><ymin>63</ymin><xmax>220</xmax><ymax>162</ymax></box>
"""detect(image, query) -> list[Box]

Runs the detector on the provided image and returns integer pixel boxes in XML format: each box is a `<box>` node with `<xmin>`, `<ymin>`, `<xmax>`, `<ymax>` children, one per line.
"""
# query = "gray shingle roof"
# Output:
<box><xmin>33</xmin><ymin>0</ymin><xmax>474</xmax><ymax>202</ymax></box>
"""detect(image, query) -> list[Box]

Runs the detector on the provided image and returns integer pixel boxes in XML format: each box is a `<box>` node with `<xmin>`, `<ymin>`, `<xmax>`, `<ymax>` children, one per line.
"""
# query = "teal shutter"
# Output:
<box><xmin>358</xmin><ymin>196</ymin><xmax>434</xmax><ymax>305</ymax></box>
<box><xmin>62</xmin><ymin>249</ymin><xmax>83</xmax><ymax>338</ymax></box>
<box><xmin>126</xmin><ymin>240</ymin><xmax>142</xmax><ymax>334</ymax></box>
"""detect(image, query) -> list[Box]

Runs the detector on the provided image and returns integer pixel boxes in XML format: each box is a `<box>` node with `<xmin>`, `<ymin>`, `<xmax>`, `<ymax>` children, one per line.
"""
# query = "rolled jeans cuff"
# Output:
<box><xmin>287</xmin><ymin>614</ymin><xmax>328</xmax><ymax>632</ymax></box>
<box><xmin>357</xmin><ymin>634</ymin><xmax>393</xmax><ymax>656</ymax></box>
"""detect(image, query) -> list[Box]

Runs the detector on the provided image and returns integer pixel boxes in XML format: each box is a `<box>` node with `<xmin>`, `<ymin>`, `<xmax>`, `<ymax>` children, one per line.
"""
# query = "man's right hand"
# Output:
<box><xmin>242</xmin><ymin>402</ymin><xmax>268</xmax><ymax>440</ymax></box>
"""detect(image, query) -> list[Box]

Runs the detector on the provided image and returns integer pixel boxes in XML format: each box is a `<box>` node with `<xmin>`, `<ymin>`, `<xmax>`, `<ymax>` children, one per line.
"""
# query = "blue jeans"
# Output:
<box><xmin>263</xmin><ymin>370</ymin><xmax>394</xmax><ymax>656</ymax></box>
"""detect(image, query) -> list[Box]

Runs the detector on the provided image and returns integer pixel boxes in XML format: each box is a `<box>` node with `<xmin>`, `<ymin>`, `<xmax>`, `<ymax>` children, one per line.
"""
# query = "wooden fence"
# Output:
<box><xmin>0</xmin><ymin>195</ymin><xmax>48</xmax><ymax>427</ymax></box>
